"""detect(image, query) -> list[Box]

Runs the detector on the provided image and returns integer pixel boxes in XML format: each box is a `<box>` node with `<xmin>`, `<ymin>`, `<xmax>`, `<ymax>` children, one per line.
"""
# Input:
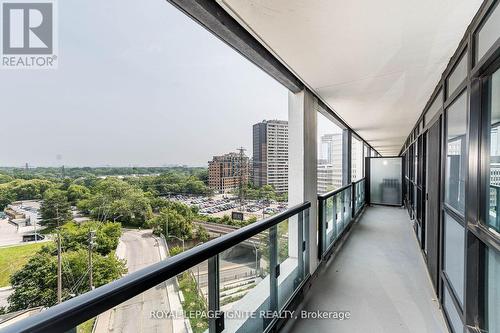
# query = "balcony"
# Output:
<box><xmin>0</xmin><ymin>0</ymin><xmax>499</xmax><ymax>333</ymax></box>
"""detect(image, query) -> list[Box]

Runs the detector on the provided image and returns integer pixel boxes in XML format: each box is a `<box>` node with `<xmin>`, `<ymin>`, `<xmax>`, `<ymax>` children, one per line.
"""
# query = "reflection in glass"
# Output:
<box><xmin>486</xmin><ymin>246</ymin><xmax>500</xmax><ymax>332</ymax></box>
<box><xmin>351</xmin><ymin>136</ymin><xmax>364</xmax><ymax>182</ymax></box>
<box><xmin>445</xmin><ymin>92</ymin><xmax>467</xmax><ymax>214</ymax></box>
<box><xmin>317</xmin><ymin>111</ymin><xmax>344</xmax><ymax>194</ymax></box>
<box><xmin>444</xmin><ymin>213</ymin><xmax>465</xmax><ymax>305</ymax></box>
<box><xmin>444</xmin><ymin>286</ymin><xmax>463</xmax><ymax>333</ymax></box>
<box><xmin>487</xmin><ymin>68</ymin><xmax>500</xmax><ymax>233</ymax></box>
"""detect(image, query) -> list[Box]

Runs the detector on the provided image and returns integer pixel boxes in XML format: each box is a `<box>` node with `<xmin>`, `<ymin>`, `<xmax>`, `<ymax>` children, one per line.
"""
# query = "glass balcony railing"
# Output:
<box><xmin>1</xmin><ymin>203</ymin><xmax>310</xmax><ymax>333</ymax></box>
<box><xmin>317</xmin><ymin>178</ymin><xmax>366</xmax><ymax>260</ymax></box>
<box><xmin>354</xmin><ymin>178</ymin><xmax>366</xmax><ymax>215</ymax></box>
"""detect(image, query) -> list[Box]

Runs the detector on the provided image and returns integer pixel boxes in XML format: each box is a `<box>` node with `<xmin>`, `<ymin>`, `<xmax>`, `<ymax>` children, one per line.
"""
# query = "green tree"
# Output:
<box><xmin>67</xmin><ymin>184</ymin><xmax>90</xmax><ymax>204</ymax></box>
<box><xmin>194</xmin><ymin>225</ymin><xmax>210</xmax><ymax>242</ymax></box>
<box><xmin>7</xmin><ymin>247</ymin><xmax>126</xmax><ymax>312</ymax></box>
<box><xmin>0</xmin><ymin>174</ymin><xmax>13</xmax><ymax>184</ymax></box>
<box><xmin>40</xmin><ymin>189</ymin><xmax>73</xmax><ymax>227</ymax></box>
<box><xmin>148</xmin><ymin>208</ymin><xmax>193</xmax><ymax>240</ymax></box>
<box><xmin>60</xmin><ymin>221</ymin><xmax>121</xmax><ymax>256</ymax></box>
<box><xmin>0</xmin><ymin>187</ymin><xmax>15</xmax><ymax>210</ymax></box>
<box><xmin>78</xmin><ymin>178</ymin><xmax>152</xmax><ymax>226</ymax></box>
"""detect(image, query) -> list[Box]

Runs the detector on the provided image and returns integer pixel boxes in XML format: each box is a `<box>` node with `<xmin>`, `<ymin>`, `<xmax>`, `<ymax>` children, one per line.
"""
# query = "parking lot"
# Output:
<box><xmin>166</xmin><ymin>194</ymin><xmax>288</xmax><ymax>220</ymax></box>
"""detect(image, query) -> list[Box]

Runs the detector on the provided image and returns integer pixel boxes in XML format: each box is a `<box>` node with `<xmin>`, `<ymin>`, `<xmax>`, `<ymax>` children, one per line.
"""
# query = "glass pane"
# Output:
<box><xmin>447</xmin><ymin>52</ymin><xmax>467</xmax><ymax>97</ymax></box>
<box><xmin>444</xmin><ymin>213</ymin><xmax>465</xmax><ymax>305</ymax></box>
<box><xmin>369</xmin><ymin>158</ymin><xmax>402</xmax><ymax>205</ymax></box>
<box><xmin>351</xmin><ymin>136</ymin><xmax>364</xmax><ymax>181</ymax></box>
<box><xmin>485</xmin><ymin>246</ymin><xmax>500</xmax><ymax>332</ymax></box>
<box><xmin>444</xmin><ymin>286</ymin><xmax>463</xmax><ymax>333</ymax></box>
<box><xmin>425</xmin><ymin>89</ymin><xmax>443</xmax><ymax>126</ymax></box>
<box><xmin>487</xmin><ymin>68</ymin><xmax>500</xmax><ymax>233</ymax></box>
<box><xmin>277</xmin><ymin>215</ymin><xmax>304</xmax><ymax>311</ymax></box>
<box><xmin>317</xmin><ymin>112</ymin><xmax>344</xmax><ymax>194</ymax></box>
<box><xmin>221</xmin><ymin>230</ymin><xmax>270</xmax><ymax>333</ymax></box>
<box><xmin>445</xmin><ymin>92</ymin><xmax>467</xmax><ymax>214</ymax></box>
<box><xmin>325</xmin><ymin>196</ymin><xmax>336</xmax><ymax>246</ymax></box>
<box><xmin>476</xmin><ymin>2</ymin><xmax>500</xmax><ymax>63</ymax></box>
<box><xmin>344</xmin><ymin>186</ymin><xmax>352</xmax><ymax>222</ymax></box>
<box><xmin>335</xmin><ymin>194</ymin><xmax>344</xmax><ymax>235</ymax></box>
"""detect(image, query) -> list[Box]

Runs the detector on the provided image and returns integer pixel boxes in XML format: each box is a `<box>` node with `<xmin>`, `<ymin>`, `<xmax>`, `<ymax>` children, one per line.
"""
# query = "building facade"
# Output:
<box><xmin>318</xmin><ymin>133</ymin><xmax>343</xmax><ymax>193</ymax></box>
<box><xmin>208</xmin><ymin>152</ymin><xmax>249</xmax><ymax>194</ymax></box>
<box><xmin>253</xmin><ymin>120</ymin><xmax>288</xmax><ymax>193</ymax></box>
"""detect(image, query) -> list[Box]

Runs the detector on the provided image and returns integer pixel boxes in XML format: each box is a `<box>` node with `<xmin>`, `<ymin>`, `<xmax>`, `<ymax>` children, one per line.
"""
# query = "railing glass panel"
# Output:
<box><xmin>0</xmin><ymin>203</ymin><xmax>310</xmax><ymax>333</ymax></box>
<box><xmin>318</xmin><ymin>180</ymin><xmax>365</xmax><ymax>260</ymax></box>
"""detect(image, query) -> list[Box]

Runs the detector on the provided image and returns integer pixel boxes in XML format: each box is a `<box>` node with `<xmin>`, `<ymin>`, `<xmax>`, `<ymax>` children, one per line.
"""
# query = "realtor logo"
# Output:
<box><xmin>1</xmin><ymin>1</ymin><xmax>57</xmax><ymax>68</ymax></box>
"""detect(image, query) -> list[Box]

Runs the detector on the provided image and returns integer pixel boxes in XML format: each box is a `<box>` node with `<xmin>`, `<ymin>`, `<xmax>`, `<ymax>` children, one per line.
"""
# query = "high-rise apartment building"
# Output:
<box><xmin>318</xmin><ymin>133</ymin><xmax>343</xmax><ymax>193</ymax></box>
<box><xmin>252</xmin><ymin>120</ymin><xmax>288</xmax><ymax>193</ymax></box>
<box><xmin>208</xmin><ymin>152</ymin><xmax>249</xmax><ymax>193</ymax></box>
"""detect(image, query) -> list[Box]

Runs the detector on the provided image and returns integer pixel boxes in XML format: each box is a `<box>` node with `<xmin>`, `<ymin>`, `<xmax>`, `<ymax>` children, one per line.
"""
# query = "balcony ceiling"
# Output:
<box><xmin>218</xmin><ymin>0</ymin><xmax>483</xmax><ymax>155</ymax></box>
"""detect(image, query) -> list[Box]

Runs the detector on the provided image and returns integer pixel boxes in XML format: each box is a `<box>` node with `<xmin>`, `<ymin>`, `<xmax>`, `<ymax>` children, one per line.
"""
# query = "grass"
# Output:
<box><xmin>220</xmin><ymin>293</ymin><xmax>245</xmax><ymax>307</ymax></box>
<box><xmin>77</xmin><ymin>318</ymin><xmax>95</xmax><ymax>333</ymax></box>
<box><xmin>0</xmin><ymin>242</ymin><xmax>46</xmax><ymax>287</ymax></box>
<box><xmin>178</xmin><ymin>272</ymin><xmax>208</xmax><ymax>333</ymax></box>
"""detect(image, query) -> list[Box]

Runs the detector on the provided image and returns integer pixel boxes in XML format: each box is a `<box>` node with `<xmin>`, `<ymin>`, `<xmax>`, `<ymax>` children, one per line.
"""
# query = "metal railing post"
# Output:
<box><xmin>208</xmin><ymin>255</ymin><xmax>222</xmax><ymax>333</ymax></box>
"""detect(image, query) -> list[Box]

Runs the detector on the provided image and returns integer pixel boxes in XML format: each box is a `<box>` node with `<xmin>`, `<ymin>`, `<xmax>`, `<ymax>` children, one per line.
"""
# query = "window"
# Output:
<box><xmin>444</xmin><ymin>286</ymin><xmax>463</xmax><ymax>333</ymax></box>
<box><xmin>476</xmin><ymin>1</ymin><xmax>500</xmax><ymax>63</ymax></box>
<box><xmin>447</xmin><ymin>52</ymin><xmax>467</xmax><ymax>97</ymax></box>
<box><xmin>445</xmin><ymin>92</ymin><xmax>467</xmax><ymax>214</ymax></box>
<box><xmin>486</xmin><ymin>68</ymin><xmax>500</xmax><ymax>234</ymax></box>
<box><xmin>425</xmin><ymin>89</ymin><xmax>443</xmax><ymax>126</ymax></box>
<box><xmin>317</xmin><ymin>110</ymin><xmax>344</xmax><ymax>194</ymax></box>
<box><xmin>351</xmin><ymin>136</ymin><xmax>364</xmax><ymax>181</ymax></box>
<box><xmin>485</xmin><ymin>246</ymin><xmax>500</xmax><ymax>332</ymax></box>
<box><xmin>444</xmin><ymin>212</ymin><xmax>465</xmax><ymax>305</ymax></box>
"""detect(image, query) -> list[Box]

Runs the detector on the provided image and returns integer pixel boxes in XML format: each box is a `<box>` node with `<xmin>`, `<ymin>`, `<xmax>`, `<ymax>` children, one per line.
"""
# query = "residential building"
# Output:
<box><xmin>208</xmin><ymin>152</ymin><xmax>249</xmax><ymax>194</ymax></box>
<box><xmin>318</xmin><ymin>133</ymin><xmax>343</xmax><ymax>193</ymax></box>
<box><xmin>253</xmin><ymin>120</ymin><xmax>288</xmax><ymax>193</ymax></box>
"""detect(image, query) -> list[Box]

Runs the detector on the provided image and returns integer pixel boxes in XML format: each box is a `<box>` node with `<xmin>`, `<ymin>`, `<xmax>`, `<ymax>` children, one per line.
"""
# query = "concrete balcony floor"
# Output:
<box><xmin>285</xmin><ymin>206</ymin><xmax>448</xmax><ymax>333</ymax></box>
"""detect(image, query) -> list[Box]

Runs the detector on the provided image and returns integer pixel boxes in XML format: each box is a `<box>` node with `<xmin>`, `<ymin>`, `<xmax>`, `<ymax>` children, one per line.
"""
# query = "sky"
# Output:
<box><xmin>0</xmin><ymin>0</ymin><xmax>289</xmax><ymax>167</ymax></box>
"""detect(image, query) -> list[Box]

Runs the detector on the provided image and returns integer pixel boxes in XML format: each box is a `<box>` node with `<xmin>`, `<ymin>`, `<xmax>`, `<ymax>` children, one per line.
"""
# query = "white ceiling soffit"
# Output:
<box><xmin>218</xmin><ymin>0</ymin><xmax>483</xmax><ymax>155</ymax></box>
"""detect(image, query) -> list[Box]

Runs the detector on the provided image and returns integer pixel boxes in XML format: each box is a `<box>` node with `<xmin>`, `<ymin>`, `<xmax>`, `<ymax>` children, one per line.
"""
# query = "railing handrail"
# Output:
<box><xmin>352</xmin><ymin>177</ymin><xmax>366</xmax><ymax>185</ymax></box>
<box><xmin>1</xmin><ymin>201</ymin><xmax>311</xmax><ymax>333</ymax></box>
<box><xmin>490</xmin><ymin>184</ymin><xmax>500</xmax><ymax>189</ymax></box>
<box><xmin>318</xmin><ymin>177</ymin><xmax>366</xmax><ymax>201</ymax></box>
<box><xmin>318</xmin><ymin>183</ymin><xmax>352</xmax><ymax>200</ymax></box>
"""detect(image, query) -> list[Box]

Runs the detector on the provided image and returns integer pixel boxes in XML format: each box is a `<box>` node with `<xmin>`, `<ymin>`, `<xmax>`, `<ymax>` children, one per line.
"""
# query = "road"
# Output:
<box><xmin>0</xmin><ymin>219</ymin><xmax>22</xmax><ymax>245</ymax></box>
<box><xmin>94</xmin><ymin>230</ymin><xmax>172</xmax><ymax>333</ymax></box>
<box><xmin>0</xmin><ymin>287</ymin><xmax>13</xmax><ymax>308</ymax></box>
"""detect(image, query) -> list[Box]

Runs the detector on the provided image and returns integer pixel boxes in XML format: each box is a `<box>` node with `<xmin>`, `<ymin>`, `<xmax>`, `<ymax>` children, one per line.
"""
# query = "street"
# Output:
<box><xmin>94</xmin><ymin>229</ymin><xmax>173</xmax><ymax>333</ymax></box>
<box><xmin>0</xmin><ymin>219</ymin><xmax>23</xmax><ymax>245</ymax></box>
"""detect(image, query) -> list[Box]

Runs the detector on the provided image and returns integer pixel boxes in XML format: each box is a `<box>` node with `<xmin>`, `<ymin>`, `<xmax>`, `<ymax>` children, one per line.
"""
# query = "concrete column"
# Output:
<box><xmin>288</xmin><ymin>89</ymin><xmax>319</xmax><ymax>272</ymax></box>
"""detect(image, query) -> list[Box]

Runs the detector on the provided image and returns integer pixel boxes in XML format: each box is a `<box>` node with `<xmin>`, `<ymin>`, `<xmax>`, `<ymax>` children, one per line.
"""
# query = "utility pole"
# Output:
<box><xmin>237</xmin><ymin>147</ymin><xmax>247</xmax><ymax>209</ymax></box>
<box><xmin>56</xmin><ymin>207</ymin><xmax>62</xmax><ymax>304</ymax></box>
<box><xmin>88</xmin><ymin>230</ymin><xmax>96</xmax><ymax>290</ymax></box>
